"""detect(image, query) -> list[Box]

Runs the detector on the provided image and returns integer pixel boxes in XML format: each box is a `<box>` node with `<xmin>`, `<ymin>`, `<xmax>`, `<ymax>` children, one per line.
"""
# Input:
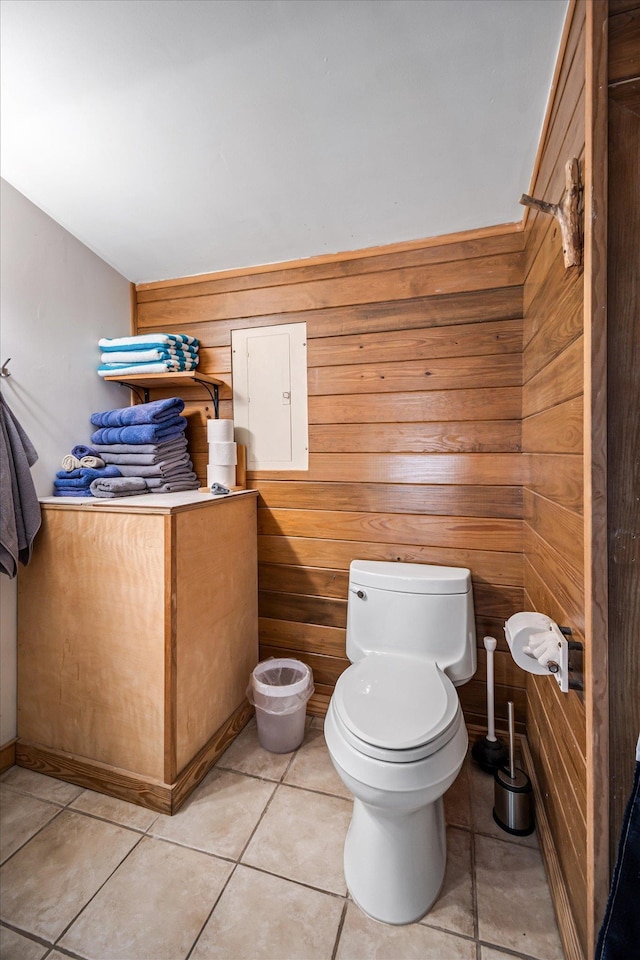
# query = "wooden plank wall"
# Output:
<box><xmin>135</xmin><ymin>227</ymin><xmax>527</xmax><ymax>730</ymax></box>
<box><xmin>521</xmin><ymin>2</ymin><xmax>588</xmax><ymax>956</ymax></box>
<box><xmin>607</xmin><ymin>0</ymin><xmax>640</xmax><ymax>866</ymax></box>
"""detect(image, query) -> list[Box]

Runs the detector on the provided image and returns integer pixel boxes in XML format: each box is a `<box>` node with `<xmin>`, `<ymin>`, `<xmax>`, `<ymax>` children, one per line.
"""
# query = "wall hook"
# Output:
<box><xmin>520</xmin><ymin>157</ymin><xmax>583</xmax><ymax>268</ymax></box>
<box><xmin>0</xmin><ymin>358</ymin><xmax>11</xmax><ymax>378</ymax></box>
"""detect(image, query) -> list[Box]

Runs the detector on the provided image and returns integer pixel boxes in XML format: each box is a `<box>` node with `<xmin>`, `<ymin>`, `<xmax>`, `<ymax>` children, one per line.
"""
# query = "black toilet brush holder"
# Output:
<box><xmin>472</xmin><ymin>636</ymin><xmax>509</xmax><ymax>773</ymax></box>
<box><xmin>493</xmin><ymin>701</ymin><xmax>534</xmax><ymax>836</ymax></box>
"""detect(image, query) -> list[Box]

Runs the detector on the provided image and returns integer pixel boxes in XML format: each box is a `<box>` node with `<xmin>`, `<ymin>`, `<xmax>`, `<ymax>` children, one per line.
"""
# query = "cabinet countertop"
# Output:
<box><xmin>38</xmin><ymin>488</ymin><xmax>258</xmax><ymax>515</ymax></box>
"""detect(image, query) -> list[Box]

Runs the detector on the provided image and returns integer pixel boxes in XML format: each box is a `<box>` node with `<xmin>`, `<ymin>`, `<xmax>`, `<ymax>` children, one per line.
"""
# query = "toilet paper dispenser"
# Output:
<box><xmin>504</xmin><ymin>612</ymin><xmax>583</xmax><ymax>694</ymax></box>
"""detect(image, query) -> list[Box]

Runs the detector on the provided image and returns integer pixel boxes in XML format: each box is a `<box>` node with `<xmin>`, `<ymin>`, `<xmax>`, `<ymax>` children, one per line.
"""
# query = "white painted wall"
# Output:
<box><xmin>0</xmin><ymin>179</ymin><xmax>131</xmax><ymax>745</ymax></box>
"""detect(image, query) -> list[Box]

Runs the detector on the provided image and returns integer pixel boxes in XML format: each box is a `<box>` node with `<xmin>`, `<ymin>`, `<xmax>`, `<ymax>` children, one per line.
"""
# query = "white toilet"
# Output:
<box><xmin>324</xmin><ymin>559</ymin><xmax>476</xmax><ymax>925</ymax></box>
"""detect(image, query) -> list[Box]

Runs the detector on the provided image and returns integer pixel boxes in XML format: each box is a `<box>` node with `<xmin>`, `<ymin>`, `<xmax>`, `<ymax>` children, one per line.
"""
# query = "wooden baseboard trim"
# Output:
<box><xmin>16</xmin><ymin>742</ymin><xmax>173</xmax><ymax>813</ymax></box>
<box><xmin>0</xmin><ymin>738</ymin><xmax>17</xmax><ymax>774</ymax></box>
<box><xmin>171</xmin><ymin>699</ymin><xmax>253</xmax><ymax>813</ymax></box>
<box><xmin>521</xmin><ymin>737</ymin><xmax>585</xmax><ymax>960</ymax></box>
<box><xmin>16</xmin><ymin>700</ymin><xmax>255</xmax><ymax>816</ymax></box>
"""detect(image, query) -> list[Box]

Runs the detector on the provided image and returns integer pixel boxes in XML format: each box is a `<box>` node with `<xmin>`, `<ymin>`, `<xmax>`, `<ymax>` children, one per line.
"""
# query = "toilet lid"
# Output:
<box><xmin>333</xmin><ymin>654</ymin><xmax>460</xmax><ymax>758</ymax></box>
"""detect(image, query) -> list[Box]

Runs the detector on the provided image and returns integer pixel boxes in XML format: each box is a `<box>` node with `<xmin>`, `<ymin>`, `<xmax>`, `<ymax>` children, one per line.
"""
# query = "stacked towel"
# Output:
<box><xmin>97</xmin><ymin>333</ymin><xmax>199</xmax><ymax>377</ymax></box>
<box><xmin>53</xmin><ymin>465</ymin><xmax>122</xmax><ymax>497</ymax></box>
<box><xmin>87</xmin><ymin>398</ymin><xmax>199</xmax><ymax>494</ymax></box>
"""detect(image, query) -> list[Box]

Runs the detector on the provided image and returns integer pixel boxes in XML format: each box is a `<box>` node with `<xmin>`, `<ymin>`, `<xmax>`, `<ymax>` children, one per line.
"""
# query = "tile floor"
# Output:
<box><xmin>0</xmin><ymin>718</ymin><xmax>565</xmax><ymax>960</ymax></box>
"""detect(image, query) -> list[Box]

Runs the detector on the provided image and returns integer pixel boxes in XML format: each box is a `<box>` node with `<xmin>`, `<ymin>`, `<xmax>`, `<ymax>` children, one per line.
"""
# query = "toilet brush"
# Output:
<box><xmin>471</xmin><ymin>636</ymin><xmax>509</xmax><ymax>773</ymax></box>
<box><xmin>493</xmin><ymin>701</ymin><xmax>534</xmax><ymax>836</ymax></box>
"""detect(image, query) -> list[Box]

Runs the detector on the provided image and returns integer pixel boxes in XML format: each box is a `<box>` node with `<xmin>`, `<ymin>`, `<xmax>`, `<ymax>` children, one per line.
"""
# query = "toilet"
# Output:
<box><xmin>324</xmin><ymin>559</ymin><xmax>476</xmax><ymax>925</ymax></box>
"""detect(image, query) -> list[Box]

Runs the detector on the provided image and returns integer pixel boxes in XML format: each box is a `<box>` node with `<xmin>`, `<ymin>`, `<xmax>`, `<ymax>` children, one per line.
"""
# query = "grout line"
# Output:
<box><xmin>233</xmin><ymin>860</ymin><xmax>348</xmax><ymax>901</ymax></box>
<box><xmin>184</xmin><ymin>861</ymin><xmax>239</xmax><ymax>960</ymax></box>
<box><xmin>0</xmin><ymin>804</ymin><xmax>67</xmax><ymax>869</ymax></box>
<box><xmin>471</xmin><ymin>827</ymin><xmax>480</xmax><ymax>945</ymax></box>
<box><xmin>331</xmin><ymin>899</ymin><xmax>349</xmax><ymax>960</ymax></box>
<box><xmin>51</xmin><ymin>832</ymin><xmax>146</xmax><ymax>951</ymax></box>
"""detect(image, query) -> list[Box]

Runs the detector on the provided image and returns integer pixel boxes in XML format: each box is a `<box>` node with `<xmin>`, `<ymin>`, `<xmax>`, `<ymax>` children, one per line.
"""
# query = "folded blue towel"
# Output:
<box><xmin>71</xmin><ymin>444</ymin><xmax>99</xmax><ymax>459</ymax></box>
<box><xmin>99</xmin><ymin>333</ymin><xmax>198</xmax><ymax>350</ymax></box>
<box><xmin>91</xmin><ymin>398</ymin><xmax>185</xmax><ymax>428</ymax></box>
<box><xmin>53</xmin><ymin>489</ymin><xmax>94</xmax><ymax>497</ymax></box>
<box><xmin>54</xmin><ymin>465</ymin><xmax>122</xmax><ymax>483</ymax></box>
<box><xmin>90</xmin><ymin>419</ymin><xmax>187</xmax><ymax>446</ymax></box>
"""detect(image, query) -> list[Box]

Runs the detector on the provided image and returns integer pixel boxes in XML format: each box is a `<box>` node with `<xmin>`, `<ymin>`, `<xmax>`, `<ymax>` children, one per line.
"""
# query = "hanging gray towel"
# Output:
<box><xmin>0</xmin><ymin>394</ymin><xmax>41</xmax><ymax>578</ymax></box>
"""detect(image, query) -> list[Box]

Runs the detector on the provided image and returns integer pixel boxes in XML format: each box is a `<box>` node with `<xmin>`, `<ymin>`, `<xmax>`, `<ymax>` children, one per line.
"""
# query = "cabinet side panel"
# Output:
<box><xmin>175</xmin><ymin>497</ymin><xmax>259</xmax><ymax>773</ymax></box>
<box><xmin>18</xmin><ymin>508</ymin><xmax>166</xmax><ymax>780</ymax></box>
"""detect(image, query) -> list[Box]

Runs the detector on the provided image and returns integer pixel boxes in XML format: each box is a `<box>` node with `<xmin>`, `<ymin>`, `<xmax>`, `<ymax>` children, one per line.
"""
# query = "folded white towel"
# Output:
<box><xmin>98</xmin><ymin>359</ymin><xmax>198</xmax><ymax>377</ymax></box>
<box><xmin>99</xmin><ymin>333</ymin><xmax>198</xmax><ymax>349</ymax></box>
<box><xmin>100</xmin><ymin>347</ymin><xmax>198</xmax><ymax>364</ymax></box>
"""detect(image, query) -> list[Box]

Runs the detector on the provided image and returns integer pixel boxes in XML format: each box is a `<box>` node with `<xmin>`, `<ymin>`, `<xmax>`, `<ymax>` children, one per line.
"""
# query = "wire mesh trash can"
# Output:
<box><xmin>247</xmin><ymin>658</ymin><xmax>314</xmax><ymax>753</ymax></box>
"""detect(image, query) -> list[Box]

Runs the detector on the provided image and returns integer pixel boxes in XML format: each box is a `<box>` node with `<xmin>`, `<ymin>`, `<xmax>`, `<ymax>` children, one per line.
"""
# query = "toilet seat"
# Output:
<box><xmin>333</xmin><ymin>653</ymin><xmax>461</xmax><ymax>763</ymax></box>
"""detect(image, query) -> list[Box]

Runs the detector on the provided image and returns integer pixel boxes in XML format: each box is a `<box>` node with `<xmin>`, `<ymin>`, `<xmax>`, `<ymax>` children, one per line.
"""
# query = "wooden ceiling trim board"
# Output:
<box><xmin>135</xmin><ymin>221</ymin><xmax>524</xmax><ymax>293</ymax></box>
<box><xmin>137</xmin><ymin>231</ymin><xmax>526</xmax><ymax>305</ymax></box>
<box><xmin>523</xmin><ymin>0</ymin><xmax>581</xmax><ymax>231</ymax></box>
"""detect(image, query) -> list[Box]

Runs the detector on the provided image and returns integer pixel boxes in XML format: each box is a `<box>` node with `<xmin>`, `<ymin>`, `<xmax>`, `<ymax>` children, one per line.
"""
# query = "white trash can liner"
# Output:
<box><xmin>247</xmin><ymin>658</ymin><xmax>314</xmax><ymax>716</ymax></box>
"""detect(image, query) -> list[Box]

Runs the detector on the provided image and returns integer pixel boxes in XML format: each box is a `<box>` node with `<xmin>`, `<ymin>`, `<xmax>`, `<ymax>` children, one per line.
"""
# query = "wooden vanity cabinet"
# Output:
<box><xmin>17</xmin><ymin>492</ymin><xmax>258</xmax><ymax>813</ymax></box>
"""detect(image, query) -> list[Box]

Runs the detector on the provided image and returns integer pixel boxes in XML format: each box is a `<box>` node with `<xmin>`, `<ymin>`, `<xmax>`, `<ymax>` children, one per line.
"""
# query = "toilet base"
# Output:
<box><xmin>344</xmin><ymin>795</ymin><xmax>447</xmax><ymax>925</ymax></box>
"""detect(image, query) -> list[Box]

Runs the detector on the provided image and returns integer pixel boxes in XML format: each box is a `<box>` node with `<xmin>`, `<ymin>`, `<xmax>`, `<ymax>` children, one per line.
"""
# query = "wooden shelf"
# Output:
<box><xmin>103</xmin><ymin>371</ymin><xmax>223</xmax><ymax>415</ymax></box>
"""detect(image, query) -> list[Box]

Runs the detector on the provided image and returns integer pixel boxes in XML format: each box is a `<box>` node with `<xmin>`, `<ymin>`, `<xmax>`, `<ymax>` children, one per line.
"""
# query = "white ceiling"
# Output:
<box><xmin>1</xmin><ymin>0</ymin><xmax>567</xmax><ymax>284</ymax></box>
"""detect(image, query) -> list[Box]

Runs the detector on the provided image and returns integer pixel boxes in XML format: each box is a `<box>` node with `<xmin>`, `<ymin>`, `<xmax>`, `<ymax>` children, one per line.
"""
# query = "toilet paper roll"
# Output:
<box><xmin>207</xmin><ymin>419</ymin><xmax>234</xmax><ymax>443</ymax></box>
<box><xmin>504</xmin><ymin>611</ymin><xmax>554</xmax><ymax>674</ymax></box>
<box><xmin>207</xmin><ymin>463</ymin><xmax>236</xmax><ymax>489</ymax></box>
<box><xmin>208</xmin><ymin>441</ymin><xmax>237</xmax><ymax>465</ymax></box>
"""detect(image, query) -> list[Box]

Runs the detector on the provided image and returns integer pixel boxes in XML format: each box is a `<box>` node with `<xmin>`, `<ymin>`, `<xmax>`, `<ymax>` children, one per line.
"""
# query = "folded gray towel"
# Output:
<box><xmin>145</xmin><ymin>478</ymin><xmax>201</xmax><ymax>493</ymax></box>
<box><xmin>112</xmin><ymin>455</ymin><xmax>192</xmax><ymax>478</ymax></box>
<box><xmin>99</xmin><ymin>446</ymin><xmax>189</xmax><ymax>466</ymax></box>
<box><xmin>89</xmin><ymin>477</ymin><xmax>149</xmax><ymax>498</ymax></box>
<box><xmin>145</xmin><ymin>473</ymin><xmax>198</xmax><ymax>490</ymax></box>
<box><xmin>92</xmin><ymin>439</ymin><xmax>188</xmax><ymax>456</ymax></box>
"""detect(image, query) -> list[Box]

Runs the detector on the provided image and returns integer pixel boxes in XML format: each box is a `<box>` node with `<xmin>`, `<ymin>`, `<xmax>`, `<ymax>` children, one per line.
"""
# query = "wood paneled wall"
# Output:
<box><xmin>135</xmin><ymin>228</ymin><xmax>526</xmax><ymax>729</ymax></box>
<box><xmin>607</xmin><ymin>0</ymin><xmax>640</xmax><ymax>870</ymax></box>
<box><xmin>521</xmin><ymin>3</ymin><xmax>597</xmax><ymax>957</ymax></box>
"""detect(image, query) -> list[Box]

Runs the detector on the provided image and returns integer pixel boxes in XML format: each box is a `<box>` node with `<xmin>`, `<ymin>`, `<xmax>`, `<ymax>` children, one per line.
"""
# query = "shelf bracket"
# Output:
<box><xmin>112</xmin><ymin>381</ymin><xmax>149</xmax><ymax>403</ymax></box>
<box><xmin>198</xmin><ymin>380</ymin><xmax>220</xmax><ymax>418</ymax></box>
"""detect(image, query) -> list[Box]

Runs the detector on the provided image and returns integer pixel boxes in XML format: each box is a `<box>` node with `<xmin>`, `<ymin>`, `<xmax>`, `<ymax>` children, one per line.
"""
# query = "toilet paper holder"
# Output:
<box><xmin>504</xmin><ymin>613</ymin><xmax>584</xmax><ymax>694</ymax></box>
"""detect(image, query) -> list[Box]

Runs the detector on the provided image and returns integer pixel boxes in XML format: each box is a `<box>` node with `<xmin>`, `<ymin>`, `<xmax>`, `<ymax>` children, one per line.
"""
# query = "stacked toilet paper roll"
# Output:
<box><xmin>207</xmin><ymin>419</ymin><xmax>237</xmax><ymax>488</ymax></box>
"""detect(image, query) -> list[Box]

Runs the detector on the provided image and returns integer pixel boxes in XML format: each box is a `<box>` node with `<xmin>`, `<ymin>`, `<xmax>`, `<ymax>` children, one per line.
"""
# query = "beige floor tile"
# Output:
<box><xmin>336</xmin><ymin>902</ymin><xmax>476</xmax><ymax>960</ymax></box>
<box><xmin>0</xmin><ymin>926</ymin><xmax>49</xmax><ymax>960</ymax></box>
<box><xmin>242</xmin><ymin>784</ymin><xmax>351</xmax><ymax>895</ymax></box>
<box><xmin>0</xmin><ymin>809</ymin><xmax>140</xmax><ymax>942</ymax></box>
<box><xmin>151</xmin><ymin>767</ymin><xmax>275</xmax><ymax>859</ymax></box>
<box><xmin>475</xmin><ymin>834</ymin><xmax>564</xmax><ymax>959</ymax></box>
<box><xmin>192</xmin><ymin>863</ymin><xmax>344</xmax><ymax>960</ymax></box>
<box><xmin>421</xmin><ymin>827</ymin><xmax>474</xmax><ymax>938</ymax></box>
<box><xmin>60</xmin><ymin>836</ymin><xmax>232</xmax><ymax>960</ymax></box>
<box><xmin>481</xmin><ymin>947</ymin><xmax>522</xmax><ymax>959</ymax></box>
<box><xmin>444</xmin><ymin>756</ymin><xmax>472</xmax><ymax>828</ymax></box>
<box><xmin>0</xmin><ymin>767</ymin><xmax>83</xmax><ymax>805</ymax></box>
<box><xmin>0</xmin><ymin>784</ymin><xmax>62</xmax><ymax>864</ymax></box>
<box><xmin>70</xmin><ymin>788</ymin><xmax>159</xmax><ymax>831</ymax></box>
<box><xmin>283</xmin><ymin>718</ymin><xmax>351</xmax><ymax>798</ymax></box>
<box><xmin>469</xmin><ymin>753</ymin><xmax>538</xmax><ymax>848</ymax></box>
<box><xmin>216</xmin><ymin>717</ymin><xmax>294</xmax><ymax>780</ymax></box>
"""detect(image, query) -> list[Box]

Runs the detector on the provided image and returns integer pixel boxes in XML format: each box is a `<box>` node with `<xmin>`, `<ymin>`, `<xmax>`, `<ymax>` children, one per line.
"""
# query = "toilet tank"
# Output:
<box><xmin>346</xmin><ymin>560</ymin><xmax>476</xmax><ymax>686</ymax></box>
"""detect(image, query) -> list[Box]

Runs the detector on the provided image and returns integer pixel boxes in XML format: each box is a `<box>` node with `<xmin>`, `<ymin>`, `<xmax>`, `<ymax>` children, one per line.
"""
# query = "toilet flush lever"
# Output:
<box><xmin>350</xmin><ymin>588</ymin><xmax>367</xmax><ymax>600</ymax></box>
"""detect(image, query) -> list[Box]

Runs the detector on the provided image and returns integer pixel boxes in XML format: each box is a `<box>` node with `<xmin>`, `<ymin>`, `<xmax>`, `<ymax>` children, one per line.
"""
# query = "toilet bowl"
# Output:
<box><xmin>324</xmin><ymin>560</ymin><xmax>476</xmax><ymax>925</ymax></box>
